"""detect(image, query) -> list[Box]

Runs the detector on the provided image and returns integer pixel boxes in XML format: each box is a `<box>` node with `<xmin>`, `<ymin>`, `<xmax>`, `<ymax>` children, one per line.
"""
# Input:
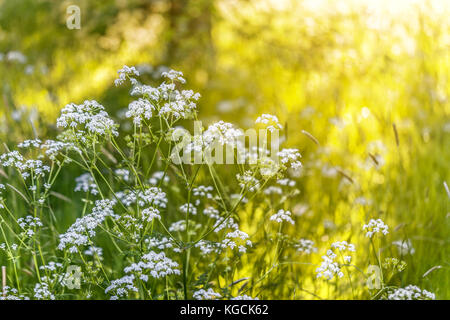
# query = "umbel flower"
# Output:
<box><xmin>255</xmin><ymin>114</ymin><xmax>283</xmax><ymax>133</ymax></box>
<box><xmin>387</xmin><ymin>285</ymin><xmax>435</xmax><ymax>300</ymax></box>
<box><xmin>114</xmin><ymin>65</ymin><xmax>140</xmax><ymax>86</ymax></box>
<box><xmin>270</xmin><ymin>209</ymin><xmax>295</xmax><ymax>225</ymax></box>
<box><xmin>363</xmin><ymin>219</ymin><xmax>389</xmax><ymax>238</ymax></box>
<box><xmin>58</xmin><ymin>199</ymin><xmax>117</xmax><ymax>253</ymax></box>
<box><xmin>193</xmin><ymin>288</ymin><xmax>222</xmax><ymax>300</ymax></box>
<box><xmin>316</xmin><ymin>241</ymin><xmax>356</xmax><ymax>280</ymax></box>
<box><xmin>56</xmin><ymin>100</ymin><xmax>118</xmax><ymax>140</ymax></box>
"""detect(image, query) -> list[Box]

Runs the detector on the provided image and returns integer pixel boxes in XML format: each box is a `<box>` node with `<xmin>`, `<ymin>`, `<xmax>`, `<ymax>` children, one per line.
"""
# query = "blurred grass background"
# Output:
<box><xmin>0</xmin><ymin>0</ymin><xmax>449</xmax><ymax>299</ymax></box>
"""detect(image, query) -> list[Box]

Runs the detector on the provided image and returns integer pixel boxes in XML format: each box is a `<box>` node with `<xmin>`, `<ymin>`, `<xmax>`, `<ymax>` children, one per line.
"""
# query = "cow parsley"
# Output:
<box><xmin>56</xmin><ymin>100</ymin><xmax>118</xmax><ymax>138</ymax></box>
<box><xmin>115</xmin><ymin>65</ymin><xmax>140</xmax><ymax>86</ymax></box>
<box><xmin>270</xmin><ymin>209</ymin><xmax>295</xmax><ymax>225</ymax></box>
<box><xmin>316</xmin><ymin>241</ymin><xmax>355</xmax><ymax>280</ymax></box>
<box><xmin>58</xmin><ymin>199</ymin><xmax>117</xmax><ymax>252</ymax></box>
<box><xmin>193</xmin><ymin>288</ymin><xmax>222</xmax><ymax>300</ymax></box>
<box><xmin>387</xmin><ymin>285</ymin><xmax>435</xmax><ymax>300</ymax></box>
<box><xmin>255</xmin><ymin>114</ymin><xmax>283</xmax><ymax>133</ymax></box>
<box><xmin>74</xmin><ymin>173</ymin><xmax>99</xmax><ymax>195</ymax></box>
<box><xmin>363</xmin><ymin>219</ymin><xmax>389</xmax><ymax>238</ymax></box>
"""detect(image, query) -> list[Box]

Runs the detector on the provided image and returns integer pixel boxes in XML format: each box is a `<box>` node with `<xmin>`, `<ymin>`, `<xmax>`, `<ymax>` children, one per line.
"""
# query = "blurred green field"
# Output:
<box><xmin>0</xmin><ymin>0</ymin><xmax>449</xmax><ymax>299</ymax></box>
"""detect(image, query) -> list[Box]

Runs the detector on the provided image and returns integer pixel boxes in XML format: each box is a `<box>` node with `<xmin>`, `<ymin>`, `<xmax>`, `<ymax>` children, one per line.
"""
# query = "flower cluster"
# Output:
<box><xmin>159</xmin><ymin>88</ymin><xmax>200</xmax><ymax>120</ymax></box>
<box><xmin>277</xmin><ymin>148</ymin><xmax>302</xmax><ymax>171</ymax></box>
<box><xmin>316</xmin><ymin>241</ymin><xmax>355</xmax><ymax>280</ymax></box>
<box><xmin>58</xmin><ymin>199</ymin><xmax>117</xmax><ymax>252</ymax></box>
<box><xmin>56</xmin><ymin>100</ymin><xmax>118</xmax><ymax>139</ymax></box>
<box><xmin>146</xmin><ymin>236</ymin><xmax>181</xmax><ymax>253</ymax></box>
<box><xmin>0</xmin><ymin>151</ymin><xmax>50</xmax><ymax>179</ymax></box>
<box><xmin>138</xmin><ymin>187</ymin><xmax>168</xmax><ymax>208</ymax></box>
<box><xmin>105</xmin><ymin>275</ymin><xmax>138</xmax><ymax>300</ymax></box>
<box><xmin>255</xmin><ymin>114</ymin><xmax>283</xmax><ymax>133</ymax></box>
<box><xmin>270</xmin><ymin>209</ymin><xmax>295</xmax><ymax>225</ymax></box>
<box><xmin>141</xmin><ymin>207</ymin><xmax>161</xmax><ymax>222</ymax></box>
<box><xmin>115</xmin><ymin>65</ymin><xmax>140</xmax><ymax>86</ymax></box>
<box><xmin>231</xmin><ymin>295</ymin><xmax>259</xmax><ymax>300</ymax></box>
<box><xmin>392</xmin><ymin>239</ymin><xmax>415</xmax><ymax>255</ymax></box>
<box><xmin>115</xmin><ymin>169</ymin><xmax>131</xmax><ymax>182</ymax></box>
<box><xmin>74</xmin><ymin>173</ymin><xmax>98</xmax><ymax>195</ymax></box>
<box><xmin>148</xmin><ymin>171</ymin><xmax>170</xmax><ymax>185</ymax></box>
<box><xmin>387</xmin><ymin>285</ymin><xmax>435</xmax><ymax>300</ymax></box>
<box><xmin>17</xmin><ymin>216</ymin><xmax>43</xmax><ymax>237</ymax></box>
<box><xmin>126</xmin><ymin>98</ymin><xmax>155</xmax><ymax>126</ymax></box>
<box><xmin>294</xmin><ymin>239</ymin><xmax>317</xmax><ymax>254</ymax></box>
<box><xmin>105</xmin><ymin>251</ymin><xmax>181</xmax><ymax>300</ymax></box>
<box><xmin>39</xmin><ymin>261</ymin><xmax>63</xmax><ymax>272</ymax></box>
<box><xmin>0</xmin><ymin>286</ymin><xmax>30</xmax><ymax>300</ymax></box>
<box><xmin>123</xmin><ymin>251</ymin><xmax>180</xmax><ymax>279</ymax></box>
<box><xmin>33</xmin><ymin>283</ymin><xmax>55</xmax><ymax>300</ymax></box>
<box><xmin>193</xmin><ymin>288</ymin><xmax>222</xmax><ymax>300</ymax></box>
<box><xmin>195</xmin><ymin>216</ymin><xmax>252</xmax><ymax>255</ymax></box>
<box><xmin>203</xmin><ymin>121</ymin><xmax>244</xmax><ymax>148</ymax></box>
<box><xmin>162</xmin><ymin>69</ymin><xmax>186</xmax><ymax>83</ymax></box>
<box><xmin>363</xmin><ymin>219</ymin><xmax>389</xmax><ymax>238</ymax></box>
<box><xmin>237</xmin><ymin>171</ymin><xmax>260</xmax><ymax>192</ymax></box>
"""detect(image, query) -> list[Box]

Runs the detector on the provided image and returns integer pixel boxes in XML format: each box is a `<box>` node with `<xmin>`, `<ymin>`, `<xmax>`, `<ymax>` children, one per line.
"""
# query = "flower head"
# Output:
<box><xmin>363</xmin><ymin>219</ymin><xmax>389</xmax><ymax>238</ymax></box>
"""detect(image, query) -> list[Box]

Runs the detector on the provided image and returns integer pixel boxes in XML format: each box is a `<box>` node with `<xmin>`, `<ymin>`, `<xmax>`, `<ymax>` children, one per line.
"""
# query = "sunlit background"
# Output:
<box><xmin>0</xmin><ymin>0</ymin><xmax>449</xmax><ymax>298</ymax></box>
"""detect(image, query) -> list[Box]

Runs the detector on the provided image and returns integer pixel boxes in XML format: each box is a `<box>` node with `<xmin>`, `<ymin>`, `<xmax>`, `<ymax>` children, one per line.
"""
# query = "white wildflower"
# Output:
<box><xmin>126</xmin><ymin>98</ymin><xmax>155</xmax><ymax>126</ymax></box>
<box><xmin>115</xmin><ymin>169</ymin><xmax>131</xmax><ymax>182</ymax></box>
<box><xmin>33</xmin><ymin>283</ymin><xmax>55</xmax><ymax>300</ymax></box>
<box><xmin>316</xmin><ymin>241</ymin><xmax>355</xmax><ymax>280</ymax></box>
<box><xmin>276</xmin><ymin>178</ymin><xmax>296</xmax><ymax>187</ymax></box>
<box><xmin>39</xmin><ymin>261</ymin><xmax>63</xmax><ymax>272</ymax></box>
<box><xmin>137</xmin><ymin>187</ymin><xmax>168</xmax><ymax>208</ymax></box>
<box><xmin>105</xmin><ymin>275</ymin><xmax>138</xmax><ymax>300</ymax></box>
<box><xmin>387</xmin><ymin>285</ymin><xmax>435</xmax><ymax>300</ymax></box>
<box><xmin>141</xmin><ymin>207</ymin><xmax>161</xmax><ymax>222</ymax></box>
<box><xmin>231</xmin><ymin>295</ymin><xmax>259</xmax><ymax>300</ymax></box>
<box><xmin>255</xmin><ymin>114</ymin><xmax>283</xmax><ymax>132</ymax></box>
<box><xmin>169</xmin><ymin>220</ymin><xmax>186</xmax><ymax>232</ymax></box>
<box><xmin>277</xmin><ymin>148</ymin><xmax>302</xmax><ymax>171</ymax></box>
<box><xmin>58</xmin><ymin>199</ymin><xmax>116</xmax><ymax>252</ymax></box>
<box><xmin>56</xmin><ymin>100</ymin><xmax>118</xmax><ymax>138</ymax></box>
<box><xmin>115</xmin><ymin>65</ymin><xmax>140</xmax><ymax>86</ymax></box>
<box><xmin>392</xmin><ymin>239</ymin><xmax>415</xmax><ymax>255</ymax></box>
<box><xmin>161</xmin><ymin>69</ymin><xmax>186</xmax><ymax>83</ymax></box>
<box><xmin>179</xmin><ymin>203</ymin><xmax>197</xmax><ymax>215</ymax></box>
<box><xmin>74</xmin><ymin>173</ymin><xmax>99</xmax><ymax>195</ymax></box>
<box><xmin>270</xmin><ymin>209</ymin><xmax>295</xmax><ymax>225</ymax></box>
<box><xmin>123</xmin><ymin>251</ymin><xmax>180</xmax><ymax>279</ymax></box>
<box><xmin>0</xmin><ymin>286</ymin><xmax>29</xmax><ymax>300</ymax></box>
<box><xmin>84</xmin><ymin>246</ymin><xmax>104</xmax><ymax>259</ymax></box>
<box><xmin>17</xmin><ymin>215</ymin><xmax>43</xmax><ymax>237</ymax></box>
<box><xmin>148</xmin><ymin>171</ymin><xmax>169</xmax><ymax>185</ymax></box>
<box><xmin>363</xmin><ymin>219</ymin><xmax>389</xmax><ymax>238</ymax></box>
<box><xmin>237</xmin><ymin>171</ymin><xmax>260</xmax><ymax>192</ymax></box>
<box><xmin>18</xmin><ymin>139</ymin><xmax>42</xmax><ymax>148</ymax></box>
<box><xmin>193</xmin><ymin>288</ymin><xmax>222</xmax><ymax>300</ymax></box>
<box><xmin>294</xmin><ymin>239</ymin><xmax>317</xmax><ymax>254</ymax></box>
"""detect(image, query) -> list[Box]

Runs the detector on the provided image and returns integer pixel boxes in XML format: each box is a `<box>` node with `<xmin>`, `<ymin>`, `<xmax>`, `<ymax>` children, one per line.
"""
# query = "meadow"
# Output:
<box><xmin>0</xmin><ymin>0</ymin><xmax>448</xmax><ymax>300</ymax></box>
